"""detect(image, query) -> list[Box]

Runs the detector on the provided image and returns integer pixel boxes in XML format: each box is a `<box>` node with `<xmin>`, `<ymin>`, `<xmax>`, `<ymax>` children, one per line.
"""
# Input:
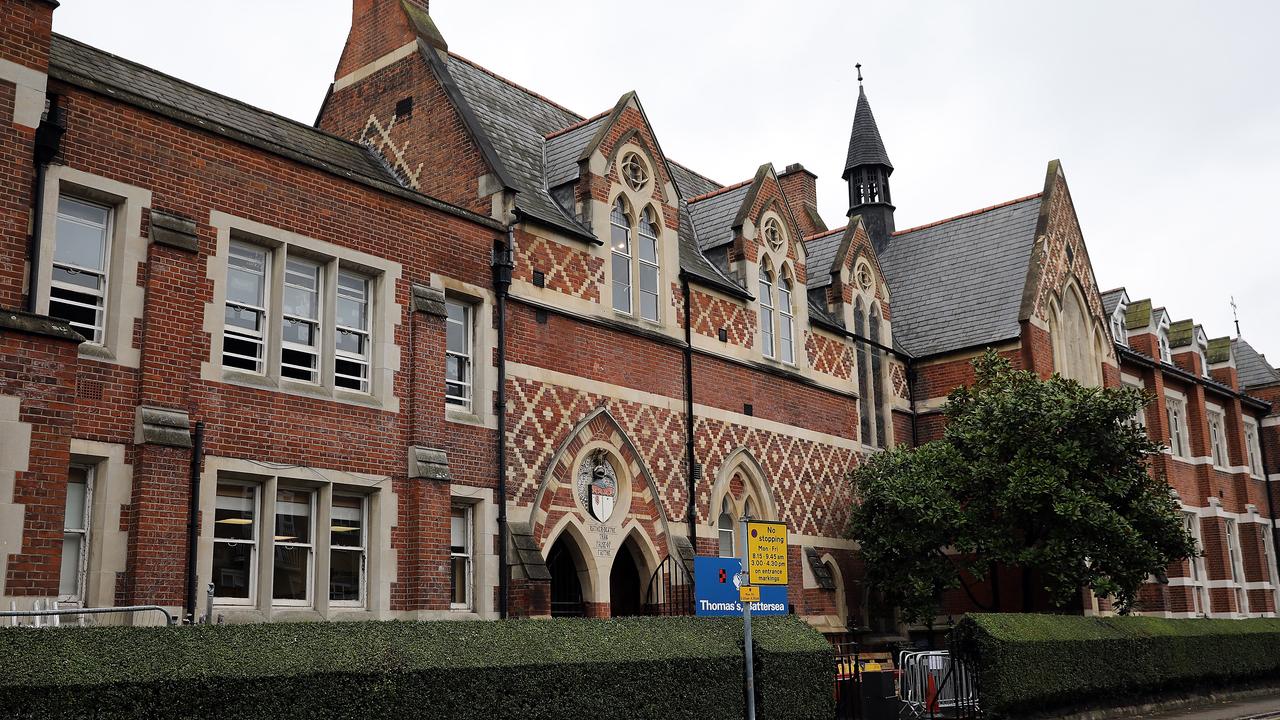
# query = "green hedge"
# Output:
<box><xmin>952</xmin><ymin>613</ymin><xmax>1280</xmax><ymax>717</ymax></box>
<box><xmin>0</xmin><ymin>616</ymin><xmax>832</xmax><ymax>720</ymax></box>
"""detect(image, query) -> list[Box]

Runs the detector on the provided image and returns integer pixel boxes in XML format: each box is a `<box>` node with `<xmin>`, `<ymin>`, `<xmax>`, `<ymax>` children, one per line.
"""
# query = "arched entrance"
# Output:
<box><xmin>609</xmin><ymin>539</ymin><xmax>644</xmax><ymax>617</ymax></box>
<box><xmin>547</xmin><ymin>534</ymin><xmax>586</xmax><ymax>617</ymax></box>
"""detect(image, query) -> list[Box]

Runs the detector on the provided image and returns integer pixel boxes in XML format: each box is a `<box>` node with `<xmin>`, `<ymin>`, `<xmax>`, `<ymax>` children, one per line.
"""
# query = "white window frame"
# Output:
<box><xmin>717</xmin><ymin>496</ymin><xmax>736</xmax><ymax>558</ymax></box>
<box><xmin>280</xmin><ymin>255</ymin><xmax>323</xmax><ymax>385</ymax></box>
<box><xmin>334</xmin><ymin>269</ymin><xmax>371</xmax><ymax>393</ymax></box>
<box><xmin>1158</xmin><ymin>331</ymin><xmax>1172</xmax><ymax>363</ymax></box>
<box><xmin>329</xmin><ymin>493</ymin><xmax>367</xmax><ymax>608</ymax></box>
<box><xmin>610</xmin><ymin>199</ymin><xmax>633</xmax><ymax>316</ymax></box>
<box><xmin>445</xmin><ymin>298</ymin><xmax>474</xmax><ymax>411</ymax></box>
<box><xmin>637</xmin><ymin>208</ymin><xmax>661</xmax><ymax>323</ymax></box>
<box><xmin>1245</xmin><ymin>418</ymin><xmax>1264</xmax><ymax>478</ymax></box>
<box><xmin>1207</xmin><ymin>407</ymin><xmax>1229</xmax><ymax>470</ymax></box>
<box><xmin>778</xmin><ymin>276</ymin><xmax>795</xmax><ymax>365</ymax></box>
<box><xmin>223</xmin><ymin>240</ymin><xmax>271</xmax><ymax>374</ymax></box>
<box><xmin>759</xmin><ymin>268</ymin><xmax>775</xmax><ymax>359</ymax></box>
<box><xmin>450</xmin><ymin>504</ymin><xmax>474</xmax><ymax>610</ymax></box>
<box><xmin>1225</xmin><ymin>518</ymin><xmax>1249</xmax><ymax>615</ymax></box>
<box><xmin>212</xmin><ymin>481</ymin><xmax>259</xmax><ymax>607</ymax></box>
<box><xmin>1183</xmin><ymin>512</ymin><xmax>1207</xmax><ymax>616</ymax></box>
<box><xmin>1166</xmin><ymin>396</ymin><xmax>1189</xmax><ymax>459</ymax></box>
<box><xmin>271</xmin><ymin>487</ymin><xmax>316</xmax><ymax>607</ymax></box>
<box><xmin>58</xmin><ymin>464</ymin><xmax>94</xmax><ymax>603</ymax></box>
<box><xmin>49</xmin><ymin>196</ymin><xmax>113</xmax><ymax>345</ymax></box>
<box><xmin>1111</xmin><ymin>309</ymin><xmax>1128</xmax><ymax>347</ymax></box>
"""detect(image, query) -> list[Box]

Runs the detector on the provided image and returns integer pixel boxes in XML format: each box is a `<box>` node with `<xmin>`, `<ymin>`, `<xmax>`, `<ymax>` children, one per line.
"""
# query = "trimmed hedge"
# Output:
<box><xmin>0</xmin><ymin>616</ymin><xmax>832</xmax><ymax>720</ymax></box>
<box><xmin>952</xmin><ymin>613</ymin><xmax>1280</xmax><ymax>717</ymax></box>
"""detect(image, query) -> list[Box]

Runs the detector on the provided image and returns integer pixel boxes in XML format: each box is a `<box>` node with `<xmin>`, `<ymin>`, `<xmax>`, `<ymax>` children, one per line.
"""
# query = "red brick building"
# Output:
<box><xmin>0</xmin><ymin>0</ymin><xmax>1275</xmax><ymax>637</ymax></box>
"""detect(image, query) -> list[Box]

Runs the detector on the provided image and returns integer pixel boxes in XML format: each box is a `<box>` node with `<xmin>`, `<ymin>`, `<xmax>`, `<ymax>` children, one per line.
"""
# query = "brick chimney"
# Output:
<box><xmin>778</xmin><ymin>163</ymin><xmax>827</xmax><ymax>237</ymax></box>
<box><xmin>335</xmin><ymin>0</ymin><xmax>439</xmax><ymax>82</ymax></box>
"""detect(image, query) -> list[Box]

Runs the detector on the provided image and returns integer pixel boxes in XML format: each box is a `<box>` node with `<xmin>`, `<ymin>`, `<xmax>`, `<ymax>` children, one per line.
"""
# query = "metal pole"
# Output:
<box><xmin>741</xmin><ymin>513</ymin><xmax>756</xmax><ymax>720</ymax></box>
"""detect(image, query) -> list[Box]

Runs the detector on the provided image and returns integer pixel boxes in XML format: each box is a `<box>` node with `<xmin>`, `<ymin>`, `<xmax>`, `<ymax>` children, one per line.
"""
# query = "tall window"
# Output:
<box><xmin>1166</xmin><ymin>397</ymin><xmax>1188</xmax><ymax>459</ymax></box>
<box><xmin>638</xmin><ymin>209</ymin><xmax>660</xmax><ymax>322</ymax></box>
<box><xmin>1124</xmin><ymin>382</ymin><xmax>1147</xmax><ymax>427</ymax></box>
<box><xmin>1207</xmin><ymin>409</ymin><xmax>1228</xmax><ymax>469</ymax></box>
<box><xmin>718</xmin><ymin>497</ymin><xmax>735</xmax><ymax>558</ymax></box>
<box><xmin>335</xmin><ymin>271</ymin><xmax>371</xmax><ymax>392</ymax></box>
<box><xmin>50</xmin><ymin>196</ymin><xmax>112</xmax><ymax>343</ymax></box>
<box><xmin>281</xmin><ymin>256</ymin><xmax>322</xmax><ymax>383</ymax></box>
<box><xmin>273</xmin><ymin>488</ymin><xmax>314</xmax><ymax>605</ymax></box>
<box><xmin>445</xmin><ymin>299</ymin><xmax>472</xmax><ymax>411</ymax></box>
<box><xmin>224</xmin><ymin>241</ymin><xmax>270</xmax><ymax>373</ymax></box>
<box><xmin>1184</xmin><ymin>512</ymin><xmax>1206</xmax><ymax>615</ymax></box>
<box><xmin>759</xmin><ymin>268</ymin><xmax>775</xmax><ymax>358</ymax></box>
<box><xmin>58</xmin><ymin>464</ymin><xmax>93</xmax><ymax>602</ymax></box>
<box><xmin>1245</xmin><ymin>419</ymin><xmax>1265</xmax><ymax>478</ymax></box>
<box><xmin>610</xmin><ymin>199</ymin><xmax>632</xmax><ymax>315</ymax></box>
<box><xmin>778</xmin><ymin>277</ymin><xmax>795</xmax><ymax>365</ymax></box>
<box><xmin>855</xmin><ymin>300</ymin><xmax>872</xmax><ymax>445</ymax></box>
<box><xmin>329</xmin><ymin>495</ymin><xmax>366</xmax><ymax>605</ymax></box>
<box><xmin>1158</xmin><ymin>330</ymin><xmax>1172</xmax><ymax>363</ymax></box>
<box><xmin>212</xmin><ymin>483</ymin><xmax>258</xmax><ymax>605</ymax></box>
<box><xmin>450</xmin><ymin>505</ymin><xmax>473</xmax><ymax>610</ymax></box>
<box><xmin>870</xmin><ymin>304</ymin><xmax>887</xmax><ymax>448</ymax></box>
<box><xmin>1111</xmin><ymin>311</ymin><xmax>1128</xmax><ymax>347</ymax></box>
<box><xmin>1225</xmin><ymin>519</ymin><xmax>1249</xmax><ymax>614</ymax></box>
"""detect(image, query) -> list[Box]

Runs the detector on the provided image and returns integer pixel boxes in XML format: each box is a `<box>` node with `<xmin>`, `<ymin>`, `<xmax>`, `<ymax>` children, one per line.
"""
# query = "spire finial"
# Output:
<box><xmin>1231</xmin><ymin>295</ymin><xmax>1241</xmax><ymax>336</ymax></box>
<box><xmin>856</xmin><ymin>63</ymin><xmax>863</xmax><ymax>87</ymax></box>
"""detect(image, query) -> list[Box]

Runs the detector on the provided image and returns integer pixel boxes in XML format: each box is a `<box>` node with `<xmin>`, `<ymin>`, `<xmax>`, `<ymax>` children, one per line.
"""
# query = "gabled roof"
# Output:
<box><xmin>803</xmin><ymin>227</ymin><xmax>846</xmax><ymax>290</ymax></box>
<box><xmin>687</xmin><ymin>181</ymin><xmax>753</xmax><ymax>252</ymax></box>
<box><xmin>47</xmin><ymin>35</ymin><xmax>502</xmax><ymax>230</ymax></box>
<box><xmin>544</xmin><ymin>114</ymin><xmax>608</xmax><ymax>189</ymax></box>
<box><xmin>1234</xmin><ymin>338</ymin><xmax>1280</xmax><ymax>388</ymax></box>
<box><xmin>878</xmin><ymin>194</ymin><xmax>1043</xmax><ymax>357</ymax></box>
<box><xmin>1101</xmin><ymin>288</ymin><xmax>1128</xmax><ymax>317</ymax></box>
<box><xmin>844</xmin><ymin>86</ymin><xmax>893</xmax><ymax>176</ymax></box>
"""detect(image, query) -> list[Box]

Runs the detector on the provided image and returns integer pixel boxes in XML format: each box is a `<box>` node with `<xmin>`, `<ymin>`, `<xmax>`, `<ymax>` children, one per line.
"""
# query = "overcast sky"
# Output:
<box><xmin>52</xmin><ymin>1</ymin><xmax>1280</xmax><ymax>361</ymax></box>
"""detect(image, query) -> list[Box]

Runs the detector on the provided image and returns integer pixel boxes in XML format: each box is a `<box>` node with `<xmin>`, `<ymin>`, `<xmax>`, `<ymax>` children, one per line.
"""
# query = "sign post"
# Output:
<box><xmin>740</xmin><ymin>516</ymin><xmax>789</xmax><ymax>720</ymax></box>
<box><xmin>740</xmin><ymin>513</ymin><xmax>756</xmax><ymax>720</ymax></box>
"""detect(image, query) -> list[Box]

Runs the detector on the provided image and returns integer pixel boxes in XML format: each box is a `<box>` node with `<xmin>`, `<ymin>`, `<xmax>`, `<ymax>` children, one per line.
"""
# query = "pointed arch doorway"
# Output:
<box><xmin>547</xmin><ymin>534</ymin><xmax>586</xmax><ymax>618</ymax></box>
<box><xmin>609</xmin><ymin>537</ymin><xmax>645</xmax><ymax>617</ymax></box>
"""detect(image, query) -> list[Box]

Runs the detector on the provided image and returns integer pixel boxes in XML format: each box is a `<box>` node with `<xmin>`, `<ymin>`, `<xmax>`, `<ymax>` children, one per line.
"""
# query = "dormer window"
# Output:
<box><xmin>1111</xmin><ymin>308</ymin><xmax>1128</xmax><ymax>347</ymax></box>
<box><xmin>1158</xmin><ymin>330</ymin><xmax>1172</xmax><ymax>363</ymax></box>
<box><xmin>610</xmin><ymin>197</ymin><xmax>661</xmax><ymax>323</ymax></box>
<box><xmin>621</xmin><ymin>152</ymin><xmax>649</xmax><ymax>193</ymax></box>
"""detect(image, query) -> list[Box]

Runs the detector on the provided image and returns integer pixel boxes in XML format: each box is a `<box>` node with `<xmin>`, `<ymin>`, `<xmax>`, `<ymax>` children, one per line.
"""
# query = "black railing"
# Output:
<box><xmin>644</xmin><ymin>554</ymin><xmax>694</xmax><ymax>616</ymax></box>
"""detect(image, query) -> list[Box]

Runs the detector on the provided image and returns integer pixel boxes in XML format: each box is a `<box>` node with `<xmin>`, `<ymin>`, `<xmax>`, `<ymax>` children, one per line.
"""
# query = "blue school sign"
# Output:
<box><xmin>693</xmin><ymin>556</ymin><xmax>788</xmax><ymax>616</ymax></box>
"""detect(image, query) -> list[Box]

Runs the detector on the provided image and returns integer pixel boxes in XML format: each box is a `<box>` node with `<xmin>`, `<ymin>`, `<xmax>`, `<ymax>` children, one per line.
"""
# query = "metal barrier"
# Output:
<box><xmin>897</xmin><ymin>650</ymin><xmax>979</xmax><ymax>718</ymax></box>
<box><xmin>3</xmin><ymin>599</ymin><xmax>175</xmax><ymax>627</ymax></box>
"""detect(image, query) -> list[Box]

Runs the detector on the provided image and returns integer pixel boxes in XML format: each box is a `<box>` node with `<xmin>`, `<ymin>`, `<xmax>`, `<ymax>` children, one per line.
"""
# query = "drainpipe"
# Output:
<box><xmin>906</xmin><ymin>359</ymin><xmax>919</xmax><ymax>448</ymax></box>
<box><xmin>681</xmin><ymin>275</ymin><xmax>698</xmax><ymax>550</ymax></box>
<box><xmin>27</xmin><ymin>98</ymin><xmax>65</xmax><ymax>313</ymax></box>
<box><xmin>184</xmin><ymin>421</ymin><xmax>205</xmax><ymax>624</ymax></box>
<box><xmin>492</xmin><ymin>230</ymin><xmax>514</xmax><ymax>619</ymax></box>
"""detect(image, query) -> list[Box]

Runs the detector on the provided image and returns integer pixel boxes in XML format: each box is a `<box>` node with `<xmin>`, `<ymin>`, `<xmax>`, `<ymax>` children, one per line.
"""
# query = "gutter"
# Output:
<box><xmin>492</xmin><ymin>228</ymin><xmax>514</xmax><ymax>619</ymax></box>
<box><xmin>1117</xmin><ymin>345</ymin><xmax>1271</xmax><ymax>412</ymax></box>
<box><xmin>681</xmin><ymin>275</ymin><xmax>698</xmax><ymax>549</ymax></box>
<box><xmin>184</xmin><ymin>421</ymin><xmax>204</xmax><ymax>623</ymax></box>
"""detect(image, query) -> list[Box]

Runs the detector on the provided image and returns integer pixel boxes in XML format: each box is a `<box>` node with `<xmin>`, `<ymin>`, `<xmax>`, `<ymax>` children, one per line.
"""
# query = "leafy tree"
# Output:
<box><xmin>849</xmin><ymin>351</ymin><xmax>1196</xmax><ymax>622</ymax></box>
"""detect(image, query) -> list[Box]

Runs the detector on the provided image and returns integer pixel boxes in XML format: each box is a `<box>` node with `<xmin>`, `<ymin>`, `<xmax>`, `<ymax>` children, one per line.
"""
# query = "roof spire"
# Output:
<box><xmin>1231</xmin><ymin>295</ymin><xmax>1241</xmax><ymax>336</ymax></box>
<box><xmin>856</xmin><ymin>62</ymin><xmax>863</xmax><ymax>87</ymax></box>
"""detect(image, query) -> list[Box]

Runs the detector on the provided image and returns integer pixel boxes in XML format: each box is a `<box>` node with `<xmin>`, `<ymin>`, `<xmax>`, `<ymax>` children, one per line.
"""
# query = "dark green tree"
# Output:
<box><xmin>849</xmin><ymin>351</ymin><xmax>1196</xmax><ymax>622</ymax></box>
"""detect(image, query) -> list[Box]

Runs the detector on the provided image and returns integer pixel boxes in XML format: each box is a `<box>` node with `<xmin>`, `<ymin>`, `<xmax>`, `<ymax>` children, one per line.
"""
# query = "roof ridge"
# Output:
<box><xmin>687</xmin><ymin>178</ymin><xmax>753</xmax><ymax>204</ymax></box>
<box><xmin>446</xmin><ymin>51</ymin><xmax>583</xmax><ymax>122</ymax></box>
<box><xmin>668</xmin><ymin>160</ymin><xmax>724</xmax><ymax>191</ymax></box>
<box><xmin>893</xmin><ymin>192</ymin><xmax>1043</xmax><ymax>237</ymax></box>
<box><xmin>805</xmin><ymin>226</ymin><xmax>847</xmax><ymax>242</ymax></box>
<box><xmin>51</xmin><ymin>33</ymin><xmax>371</xmax><ymax>153</ymax></box>
<box><xmin>544</xmin><ymin>109</ymin><xmax>610</xmax><ymax>140</ymax></box>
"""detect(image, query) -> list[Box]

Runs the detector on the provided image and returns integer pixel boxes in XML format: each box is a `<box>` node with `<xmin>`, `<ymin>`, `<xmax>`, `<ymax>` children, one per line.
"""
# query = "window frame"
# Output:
<box><xmin>57</xmin><ymin>463</ymin><xmax>94</xmax><ymax>604</ymax></box>
<box><xmin>717</xmin><ymin>496</ymin><xmax>736</xmax><ymax>558</ymax></box>
<box><xmin>1207</xmin><ymin>407</ymin><xmax>1229</xmax><ymax>470</ymax></box>
<box><xmin>759</xmin><ymin>267</ymin><xmax>775</xmax><ymax>359</ymax></box>
<box><xmin>1225</xmin><ymin>518</ymin><xmax>1250</xmax><ymax>615</ymax></box>
<box><xmin>1183</xmin><ymin>512</ymin><xmax>1207</xmax><ymax>616</ymax></box>
<box><xmin>637</xmin><ymin>207</ymin><xmax>661</xmax><ymax>323</ymax></box>
<box><xmin>610</xmin><ymin>198</ymin><xmax>633</xmax><ymax>316</ymax></box>
<box><xmin>450</xmin><ymin>504</ymin><xmax>474</xmax><ymax>611</ymax></box>
<box><xmin>334</xmin><ymin>269</ymin><xmax>372</xmax><ymax>393</ymax></box>
<box><xmin>1244</xmin><ymin>418</ymin><xmax>1264</xmax><ymax>478</ymax></box>
<box><xmin>279</xmin><ymin>254</ymin><xmax>324</xmax><ymax>385</ymax></box>
<box><xmin>1166</xmin><ymin>396</ymin><xmax>1189</xmax><ymax>459</ymax></box>
<box><xmin>778</xmin><ymin>275</ymin><xmax>795</xmax><ymax>366</ymax></box>
<box><xmin>328</xmin><ymin>493</ymin><xmax>367</xmax><ymax>608</ymax></box>
<box><xmin>223</xmin><ymin>240</ymin><xmax>272</xmax><ymax>375</ymax></box>
<box><xmin>445</xmin><ymin>298</ymin><xmax>474</xmax><ymax>412</ymax></box>
<box><xmin>48</xmin><ymin>196</ymin><xmax>113</xmax><ymax>345</ymax></box>
<box><xmin>212</xmin><ymin>481</ymin><xmax>260</xmax><ymax>607</ymax></box>
<box><xmin>271</xmin><ymin>487</ymin><xmax>316</xmax><ymax>607</ymax></box>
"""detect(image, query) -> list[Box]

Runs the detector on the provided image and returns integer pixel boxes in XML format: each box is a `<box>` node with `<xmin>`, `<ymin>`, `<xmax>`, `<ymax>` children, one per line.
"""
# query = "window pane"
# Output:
<box><xmin>225</xmin><ymin>304</ymin><xmax>263</xmax><ymax>333</ymax></box>
<box><xmin>281</xmin><ymin>319</ymin><xmax>317</xmax><ymax>346</ymax></box>
<box><xmin>51</xmin><ymin>265</ymin><xmax>103</xmax><ymax>291</ymax></box>
<box><xmin>273</xmin><ymin>545</ymin><xmax>310</xmax><ymax>601</ymax></box>
<box><xmin>64</xmin><ymin>470</ymin><xmax>88</xmax><ymax>532</ymax></box>
<box><xmin>331</xmin><ymin>496</ymin><xmax>363</xmax><ymax>548</ymax></box>
<box><xmin>638</xmin><ymin>231</ymin><xmax>658</xmax><ymax>264</ymax></box>
<box><xmin>446</xmin><ymin>305</ymin><xmax>468</xmax><ymax>353</ymax></box>
<box><xmin>214</xmin><ymin>484</ymin><xmax>255</xmax><ymax>541</ymax></box>
<box><xmin>450</xmin><ymin>556</ymin><xmax>469</xmax><ymax>605</ymax></box>
<box><xmin>329</xmin><ymin>549</ymin><xmax>362</xmax><ymax>602</ymax></box>
<box><xmin>640</xmin><ymin>290</ymin><xmax>658</xmax><ymax>322</ymax></box>
<box><xmin>54</xmin><ymin>200</ymin><xmax>108</xmax><ymax>270</ymax></box>
<box><xmin>274</xmin><ymin>489</ymin><xmax>312</xmax><ymax>543</ymax></box>
<box><xmin>59</xmin><ymin>195</ymin><xmax>110</xmax><ymax>226</ymax></box>
<box><xmin>212</xmin><ymin>541</ymin><xmax>253</xmax><ymax>599</ymax></box>
<box><xmin>639</xmin><ymin>264</ymin><xmax>658</xmax><ymax>294</ymax></box>
<box><xmin>450</xmin><ymin>508</ymin><xmax>467</xmax><ymax>551</ymax></box>
<box><xmin>283</xmin><ymin>258</ymin><xmax>320</xmax><ymax>319</ymax></box>
<box><xmin>58</xmin><ymin>534</ymin><xmax>83</xmax><ymax>597</ymax></box>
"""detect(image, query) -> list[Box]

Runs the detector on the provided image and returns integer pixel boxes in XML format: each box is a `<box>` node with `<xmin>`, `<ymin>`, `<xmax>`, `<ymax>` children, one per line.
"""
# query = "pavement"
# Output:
<box><xmin>1138</xmin><ymin>694</ymin><xmax>1280</xmax><ymax>720</ymax></box>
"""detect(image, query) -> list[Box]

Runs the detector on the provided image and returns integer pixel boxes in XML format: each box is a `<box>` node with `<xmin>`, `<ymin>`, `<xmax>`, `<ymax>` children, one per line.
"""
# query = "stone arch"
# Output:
<box><xmin>1052</xmin><ymin>280</ymin><xmax>1102</xmax><ymax>386</ymax></box>
<box><xmin>543</xmin><ymin>517</ymin><xmax>597</xmax><ymax>612</ymax></box>
<box><xmin>610</xmin><ymin>524</ymin><xmax>661</xmax><ymax>617</ymax></box>
<box><xmin>710</xmin><ymin>447</ymin><xmax>779</xmax><ymax>522</ymax></box>
<box><xmin>820</xmin><ymin>552</ymin><xmax>849</xmax><ymax>629</ymax></box>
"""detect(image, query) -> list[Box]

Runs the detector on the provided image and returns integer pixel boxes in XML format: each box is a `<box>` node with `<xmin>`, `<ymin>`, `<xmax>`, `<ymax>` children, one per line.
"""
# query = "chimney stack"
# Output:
<box><xmin>778</xmin><ymin>163</ymin><xmax>827</xmax><ymax>237</ymax></box>
<box><xmin>335</xmin><ymin>0</ymin><xmax>439</xmax><ymax>83</ymax></box>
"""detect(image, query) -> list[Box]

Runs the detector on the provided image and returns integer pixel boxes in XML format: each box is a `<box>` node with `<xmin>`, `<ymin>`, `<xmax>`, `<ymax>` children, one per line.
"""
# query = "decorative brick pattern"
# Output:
<box><xmin>514</xmin><ymin>228</ymin><xmax>603</xmax><ymax>302</ymax></box>
<box><xmin>806</xmin><ymin>330</ymin><xmax>854</xmax><ymax>380</ymax></box>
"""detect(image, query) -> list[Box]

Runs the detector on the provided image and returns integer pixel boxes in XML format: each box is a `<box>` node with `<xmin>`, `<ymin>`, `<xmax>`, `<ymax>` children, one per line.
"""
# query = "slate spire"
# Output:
<box><xmin>843</xmin><ymin>66</ymin><xmax>896</xmax><ymax>253</ymax></box>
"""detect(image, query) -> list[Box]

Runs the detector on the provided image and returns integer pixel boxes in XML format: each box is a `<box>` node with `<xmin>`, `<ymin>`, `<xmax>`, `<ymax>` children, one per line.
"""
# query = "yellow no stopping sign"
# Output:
<box><xmin>746</xmin><ymin>521</ymin><xmax>788</xmax><ymax>586</ymax></box>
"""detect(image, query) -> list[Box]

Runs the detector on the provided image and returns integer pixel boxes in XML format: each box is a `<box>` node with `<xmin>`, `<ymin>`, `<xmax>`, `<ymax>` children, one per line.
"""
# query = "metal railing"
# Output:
<box><xmin>3</xmin><ymin>599</ymin><xmax>175</xmax><ymax>627</ymax></box>
<box><xmin>898</xmin><ymin>650</ymin><xmax>980</xmax><ymax>718</ymax></box>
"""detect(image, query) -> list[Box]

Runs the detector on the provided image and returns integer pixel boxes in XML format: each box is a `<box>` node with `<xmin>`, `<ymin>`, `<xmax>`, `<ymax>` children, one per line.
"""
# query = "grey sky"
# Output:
<box><xmin>52</xmin><ymin>1</ymin><xmax>1280</xmax><ymax>362</ymax></box>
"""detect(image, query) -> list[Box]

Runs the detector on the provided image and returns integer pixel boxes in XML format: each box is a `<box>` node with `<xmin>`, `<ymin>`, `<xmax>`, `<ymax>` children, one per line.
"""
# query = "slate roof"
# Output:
<box><xmin>1101</xmin><ymin>288</ymin><xmax>1126</xmax><ymax>317</ymax></box>
<box><xmin>804</xmin><ymin>228</ymin><xmax>846</xmax><ymax>290</ymax></box>
<box><xmin>687</xmin><ymin>183</ymin><xmax>752</xmax><ymax>252</ymax></box>
<box><xmin>844</xmin><ymin>87</ymin><xmax>892</xmax><ymax>175</ymax></box>
<box><xmin>669</xmin><ymin>161</ymin><xmax>722</xmax><ymax>199</ymax></box>
<box><xmin>877</xmin><ymin>195</ymin><xmax>1042</xmax><ymax>358</ymax></box>
<box><xmin>1234</xmin><ymin>338</ymin><xmax>1280</xmax><ymax>388</ymax></box>
<box><xmin>544</xmin><ymin>115</ymin><xmax>607</xmax><ymax>190</ymax></box>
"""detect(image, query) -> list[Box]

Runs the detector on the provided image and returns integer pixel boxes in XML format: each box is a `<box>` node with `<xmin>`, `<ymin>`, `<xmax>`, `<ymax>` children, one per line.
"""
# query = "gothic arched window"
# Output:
<box><xmin>778</xmin><ymin>275</ymin><xmax>795</xmax><ymax>365</ymax></box>
<box><xmin>759</xmin><ymin>266</ymin><xmax>775</xmax><ymax>358</ymax></box>
<box><xmin>718</xmin><ymin>497</ymin><xmax>735</xmax><ymax>558</ymax></box>
<box><xmin>610</xmin><ymin>198</ymin><xmax>632</xmax><ymax>315</ymax></box>
<box><xmin>869</xmin><ymin>303</ymin><xmax>887</xmax><ymax>448</ymax></box>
